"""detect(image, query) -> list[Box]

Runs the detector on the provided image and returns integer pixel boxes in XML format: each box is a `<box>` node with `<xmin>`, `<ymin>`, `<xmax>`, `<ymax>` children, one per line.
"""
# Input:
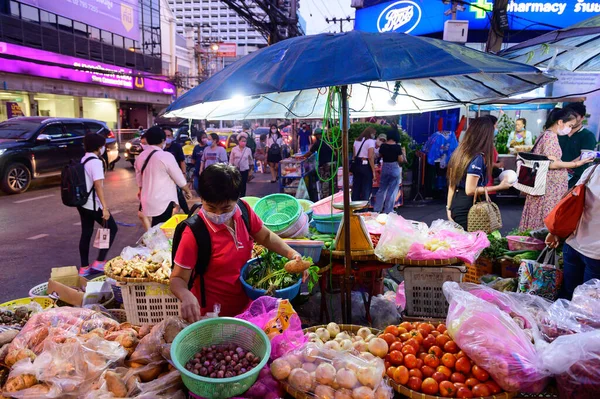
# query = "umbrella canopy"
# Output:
<box><xmin>165</xmin><ymin>30</ymin><xmax>553</xmax><ymax>118</ymax></box>
<box><xmin>499</xmin><ymin>16</ymin><xmax>600</xmax><ymax>72</ymax></box>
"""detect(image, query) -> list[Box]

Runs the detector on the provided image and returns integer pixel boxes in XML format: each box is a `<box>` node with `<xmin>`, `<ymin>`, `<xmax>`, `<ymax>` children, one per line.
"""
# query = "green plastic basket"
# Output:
<box><xmin>171</xmin><ymin>317</ymin><xmax>271</xmax><ymax>399</ymax></box>
<box><xmin>312</xmin><ymin>212</ymin><xmax>344</xmax><ymax>221</ymax></box>
<box><xmin>254</xmin><ymin>194</ymin><xmax>302</xmax><ymax>232</ymax></box>
<box><xmin>240</xmin><ymin>196</ymin><xmax>261</xmax><ymax>209</ymax></box>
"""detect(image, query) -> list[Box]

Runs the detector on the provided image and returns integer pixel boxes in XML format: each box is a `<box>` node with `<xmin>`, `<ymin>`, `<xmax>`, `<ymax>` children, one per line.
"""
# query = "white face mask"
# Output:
<box><xmin>558</xmin><ymin>125</ymin><xmax>572</xmax><ymax>136</ymax></box>
<box><xmin>202</xmin><ymin>206</ymin><xmax>237</xmax><ymax>225</ymax></box>
<box><xmin>100</xmin><ymin>146</ymin><xmax>106</xmax><ymax>155</ymax></box>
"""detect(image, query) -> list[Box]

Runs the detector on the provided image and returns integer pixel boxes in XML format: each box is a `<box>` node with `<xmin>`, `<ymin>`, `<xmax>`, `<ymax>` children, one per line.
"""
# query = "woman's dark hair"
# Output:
<box><xmin>447</xmin><ymin>116</ymin><xmax>495</xmax><ymax>188</ymax></box>
<box><xmin>486</xmin><ymin>115</ymin><xmax>498</xmax><ymax>125</ymax></box>
<box><xmin>144</xmin><ymin>125</ymin><xmax>166</xmax><ymax>145</ymax></box>
<box><xmin>544</xmin><ymin>108</ymin><xmax>578</xmax><ymax>130</ymax></box>
<box><xmin>83</xmin><ymin>133</ymin><xmax>106</xmax><ymax>153</ymax></box>
<box><xmin>357</xmin><ymin>126</ymin><xmax>377</xmax><ymax>141</ymax></box>
<box><xmin>209</xmin><ymin>132</ymin><xmax>219</xmax><ymax>141</ymax></box>
<box><xmin>197</xmin><ymin>131</ymin><xmax>207</xmax><ymax>140</ymax></box>
<box><xmin>198</xmin><ymin>163</ymin><xmax>242</xmax><ymax>204</ymax></box>
<box><xmin>516</xmin><ymin>118</ymin><xmax>527</xmax><ymax>127</ymax></box>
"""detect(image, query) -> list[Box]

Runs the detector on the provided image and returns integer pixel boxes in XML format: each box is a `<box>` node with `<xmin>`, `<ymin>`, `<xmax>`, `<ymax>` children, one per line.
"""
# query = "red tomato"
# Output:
<box><xmin>397</xmin><ymin>327</ymin><xmax>408</xmax><ymax>335</ymax></box>
<box><xmin>455</xmin><ymin>350</ymin><xmax>466</xmax><ymax>359</ymax></box>
<box><xmin>420</xmin><ymin>323</ymin><xmax>435</xmax><ymax>335</ymax></box>
<box><xmin>407</xmin><ymin>376</ymin><xmax>422</xmax><ymax>392</ymax></box>
<box><xmin>441</xmin><ymin>353</ymin><xmax>457</xmax><ymax>368</ymax></box>
<box><xmin>405</xmin><ymin>338</ymin><xmax>421</xmax><ymax>352</ymax></box>
<box><xmin>421</xmin><ymin>365</ymin><xmax>435</xmax><ymax>378</ymax></box>
<box><xmin>386</xmin><ymin>367</ymin><xmax>396</xmax><ymax>379</ymax></box>
<box><xmin>472</xmin><ymin>384</ymin><xmax>491</xmax><ymax>397</ymax></box>
<box><xmin>454</xmin><ymin>383</ymin><xmax>467</xmax><ymax>390</ymax></box>
<box><xmin>424</xmin><ymin>354</ymin><xmax>440</xmax><ymax>368</ymax></box>
<box><xmin>432</xmin><ymin>371</ymin><xmax>448</xmax><ymax>383</ymax></box>
<box><xmin>436</xmin><ymin>366</ymin><xmax>452</xmax><ymax>379</ymax></box>
<box><xmin>443</xmin><ymin>340</ymin><xmax>459</xmax><ymax>354</ymax></box>
<box><xmin>384</xmin><ymin>360</ymin><xmax>391</xmax><ymax>370</ymax></box>
<box><xmin>415</xmin><ymin>358</ymin><xmax>424</xmax><ymax>369</ymax></box>
<box><xmin>404</xmin><ymin>354</ymin><xmax>418</xmax><ymax>369</ymax></box>
<box><xmin>465</xmin><ymin>378</ymin><xmax>479</xmax><ymax>389</ymax></box>
<box><xmin>409</xmin><ymin>368</ymin><xmax>423</xmax><ymax>380</ymax></box>
<box><xmin>422</xmin><ymin>334</ymin><xmax>436</xmax><ymax>350</ymax></box>
<box><xmin>451</xmin><ymin>372</ymin><xmax>466</xmax><ymax>384</ymax></box>
<box><xmin>439</xmin><ymin>380</ymin><xmax>456</xmax><ymax>397</ymax></box>
<box><xmin>428</xmin><ymin>345</ymin><xmax>443</xmax><ymax>358</ymax></box>
<box><xmin>421</xmin><ymin>377</ymin><xmax>439</xmax><ymax>395</ymax></box>
<box><xmin>381</xmin><ymin>333</ymin><xmax>396</xmax><ymax>347</ymax></box>
<box><xmin>400</xmin><ymin>332</ymin><xmax>411</xmax><ymax>342</ymax></box>
<box><xmin>486</xmin><ymin>380</ymin><xmax>502</xmax><ymax>394</ymax></box>
<box><xmin>471</xmin><ymin>365</ymin><xmax>490</xmax><ymax>382</ymax></box>
<box><xmin>389</xmin><ymin>350</ymin><xmax>404</xmax><ymax>366</ymax></box>
<box><xmin>436</xmin><ymin>334</ymin><xmax>451</xmax><ymax>348</ymax></box>
<box><xmin>384</xmin><ymin>325</ymin><xmax>400</xmax><ymax>337</ymax></box>
<box><xmin>399</xmin><ymin>322</ymin><xmax>414</xmax><ymax>332</ymax></box>
<box><xmin>418</xmin><ymin>352</ymin><xmax>428</xmax><ymax>361</ymax></box>
<box><xmin>455</xmin><ymin>357</ymin><xmax>472</xmax><ymax>374</ymax></box>
<box><xmin>409</xmin><ymin>330</ymin><xmax>424</xmax><ymax>344</ymax></box>
<box><xmin>431</xmin><ymin>331</ymin><xmax>441</xmax><ymax>338</ymax></box>
<box><xmin>394</xmin><ymin>366</ymin><xmax>409</xmax><ymax>385</ymax></box>
<box><xmin>390</xmin><ymin>341</ymin><xmax>403</xmax><ymax>352</ymax></box>
<box><xmin>456</xmin><ymin>387</ymin><xmax>474</xmax><ymax>398</ymax></box>
<box><xmin>402</xmin><ymin>344</ymin><xmax>417</xmax><ymax>356</ymax></box>
<box><xmin>437</xmin><ymin>324</ymin><xmax>448</xmax><ymax>334</ymax></box>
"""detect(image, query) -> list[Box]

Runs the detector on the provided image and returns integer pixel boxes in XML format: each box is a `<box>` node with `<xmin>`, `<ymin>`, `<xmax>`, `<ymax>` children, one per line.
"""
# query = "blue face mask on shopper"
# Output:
<box><xmin>207</xmin><ymin>140</ymin><xmax>213</xmax><ymax>146</ymax></box>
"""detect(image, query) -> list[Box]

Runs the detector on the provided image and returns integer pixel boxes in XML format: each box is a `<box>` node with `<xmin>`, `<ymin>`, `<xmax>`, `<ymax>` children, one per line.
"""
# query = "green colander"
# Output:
<box><xmin>254</xmin><ymin>194</ymin><xmax>302</xmax><ymax>232</ymax></box>
<box><xmin>170</xmin><ymin>317</ymin><xmax>271</xmax><ymax>398</ymax></box>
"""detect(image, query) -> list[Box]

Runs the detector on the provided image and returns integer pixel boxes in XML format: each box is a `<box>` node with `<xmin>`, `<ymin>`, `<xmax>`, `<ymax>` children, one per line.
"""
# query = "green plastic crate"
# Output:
<box><xmin>171</xmin><ymin>317</ymin><xmax>271</xmax><ymax>398</ymax></box>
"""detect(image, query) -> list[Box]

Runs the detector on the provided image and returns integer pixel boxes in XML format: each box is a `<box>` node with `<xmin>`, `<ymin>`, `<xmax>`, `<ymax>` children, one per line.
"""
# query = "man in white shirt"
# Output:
<box><xmin>135</xmin><ymin>126</ymin><xmax>192</xmax><ymax>227</ymax></box>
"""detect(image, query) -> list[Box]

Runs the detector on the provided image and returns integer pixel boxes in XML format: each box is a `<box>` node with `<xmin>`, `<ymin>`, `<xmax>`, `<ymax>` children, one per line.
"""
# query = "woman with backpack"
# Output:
<box><xmin>170</xmin><ymin>164</ymin><xmax>303</xmax><ymax>321</ymax></box>
<box><xmin>77</xmin><ymin>133</ymin><xmax>118</xmax><ymax>276</ymax></box>
<box><xmin>266</xmin><ymin>124</ymin><xmax>283</xmax><ymax>183</ymax></box>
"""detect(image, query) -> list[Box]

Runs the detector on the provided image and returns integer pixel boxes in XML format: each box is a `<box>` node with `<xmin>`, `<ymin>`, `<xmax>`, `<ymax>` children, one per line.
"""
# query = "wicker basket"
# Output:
<box><xmin>388</xmin><ymin>379</ymin><xmax>518</xmax><ymax>399</ymax></box>
<box><xmin>0</xmin><ymin>297</ymin><xmax>54</xmax><ymax>309</ymax></box>
<box><xmin>104</xmin><ymin>258</ymin><xmax>154</xmax><ymax>284</ymax></box>
<box><xmin>303</xmin><ymin>324</ymin><xmax>381</xmax><ymax>336</ymax></box>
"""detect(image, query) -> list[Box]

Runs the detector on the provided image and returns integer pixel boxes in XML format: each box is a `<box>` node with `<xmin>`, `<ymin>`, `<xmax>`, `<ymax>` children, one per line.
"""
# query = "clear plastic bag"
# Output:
<box><xmin>407</xmin><ymin>227</ymin><xmax>490</xmax><ymax>264</ymax></box>
<box><xmin>270</xmin><ymin>342</ymin><xmax>392</xmax><ymax>399</ymax></box>
<box><xmin>236</xmin><ymin>297</ymin><xmax>307</xmax><ymax>360</ymax></box>
<box><xmin>374</xmin><ymin>214</ymin><xmax>426</xmax><ymax>261</ymax></box>
<box><xmin>128</xmin><ymin>317</ymin><xmax>187</xmax><ymax>365</ymax></box>
<box><xmin>569</xmin><ymin>278</ymin><xmax>600</xmax><ymax>325</ymax></box>
<box><xmin>443</xmin><ymin>282</ymin><xmax>549</xmax><ymax>393</ymax></box>
<box><xmin>121</xmin><ymin>246</ymin><xmax>152</xmax><ymax>261</ymax></box>
<box><xmin>138</xmin><ymin>225</ymin><xmax>171</xmax><ymax>252</ymax></box>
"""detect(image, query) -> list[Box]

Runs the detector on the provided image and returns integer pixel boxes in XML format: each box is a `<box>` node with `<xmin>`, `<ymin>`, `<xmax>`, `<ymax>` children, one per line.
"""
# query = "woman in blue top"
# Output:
<box><xmin>446</xmin><ymin>117</ymin><xmax>513</xmax><ymax>230</ymax></box>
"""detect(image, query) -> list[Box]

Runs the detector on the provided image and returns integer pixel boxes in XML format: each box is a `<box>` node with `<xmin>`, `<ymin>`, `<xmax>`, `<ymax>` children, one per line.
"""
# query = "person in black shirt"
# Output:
<box><xmin>307</xmin><ymin>128</ymin><xmax>335</xmax><ymax>198</ymax></box>
<box><xmin>373</xmin><ymin>130</ymin><xmax>405</xmax><ymax>214</ymax></box>
<box><xmin>163</xmin><ymin>127</ymin><xmax>190</xmax><ymax>214</ymax></box>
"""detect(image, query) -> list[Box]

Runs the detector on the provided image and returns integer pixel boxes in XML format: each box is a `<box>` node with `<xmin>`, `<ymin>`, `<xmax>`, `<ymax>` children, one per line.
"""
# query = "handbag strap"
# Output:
<box><xmin>581</xmin><ymin>163</ymin><xmax>599</xmax><ymax>187</ymax></box>
<box><xmin>530</xmin><ymin>131</ymin><xmax>546</xmax><ymax>154</ymax></box>
<box><xmin>471</xmin><ymin>187</ymin><xmax>490</xmax><ymax>206</ymax></box>
<box><xmin>355</xmin><ymin>139</ymin><xmax>367</xmax><ymax>160</ymax></box>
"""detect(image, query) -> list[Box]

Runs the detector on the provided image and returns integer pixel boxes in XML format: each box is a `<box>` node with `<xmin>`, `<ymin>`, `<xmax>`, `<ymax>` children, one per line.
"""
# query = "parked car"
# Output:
<box><xmin>124</xmin><ymin>125</ymin><xmax>192</xmax><ymax>166</ymax></box>
<box><xmin>0</xmin><ymin>117</ymin><xmax>119</xmax><ymax>194</ymax></box>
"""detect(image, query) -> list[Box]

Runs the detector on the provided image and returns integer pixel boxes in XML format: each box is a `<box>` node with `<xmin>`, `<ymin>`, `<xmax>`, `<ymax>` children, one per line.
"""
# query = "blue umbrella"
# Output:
<box><xmin>167</xmin><ymin>30</ymin><xmax>553</xmax><ymax>323</ymax></box>
<box><xmin>499</xmin><ymin>16</ymin><xmax>600</xmax><ymax>72</ymax></box>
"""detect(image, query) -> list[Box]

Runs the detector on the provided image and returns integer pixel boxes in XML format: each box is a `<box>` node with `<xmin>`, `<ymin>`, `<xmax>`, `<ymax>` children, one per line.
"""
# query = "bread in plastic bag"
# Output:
<box><xmin>374</xmin><ymin>214</ymin><xmax>426</xmax><ymax>261</ymax></box>
<box><xmin>128</xmin><ymin>317</ymin><xmax>187</xmax><ymax>365</ymax></box>
<box><xmin>443</xmin><ymin>281</ymin><xmax>549</xmax><ymax>393</ymax></box>
<box><xmin>270</xmin><ymin>342</ymin><xmax>392</xmax><ymax>399</ymax></box>
<box><xmin>120</xmin><ymin>246</ymin><xmax>152</xmax><ymax>261</ymax></box>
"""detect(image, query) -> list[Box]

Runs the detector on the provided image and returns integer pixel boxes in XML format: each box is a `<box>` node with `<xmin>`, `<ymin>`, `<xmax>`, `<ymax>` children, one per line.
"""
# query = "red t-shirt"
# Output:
<box><xmin>174</xmin><ymin>201</ymin><xmax>263</xmax><ymax>317</ymax></box>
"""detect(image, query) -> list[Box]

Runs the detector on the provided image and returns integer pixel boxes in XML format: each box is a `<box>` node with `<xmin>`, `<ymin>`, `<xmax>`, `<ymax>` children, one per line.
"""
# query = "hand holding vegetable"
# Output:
<box><xmin>284</xmin><ymin>259</ymin><xmax>311</xmax><ymax>274</ymax></box>
<box><xmin>180</xmin><ymin>291</ymin><xmax>201</xmax><ymax>323</ymax></box>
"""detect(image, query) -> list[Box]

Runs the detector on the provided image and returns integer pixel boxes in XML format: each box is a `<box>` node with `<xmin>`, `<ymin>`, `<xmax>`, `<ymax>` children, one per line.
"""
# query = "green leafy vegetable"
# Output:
<box><xmin>481</xmin><ymin>232</ymin><xmax>508</xmax><ymax>260</ymax></box>
<box><xmin>245</xmin><ymin>251</ymin><xmax>320</xmax><ymax>294</ymax></box>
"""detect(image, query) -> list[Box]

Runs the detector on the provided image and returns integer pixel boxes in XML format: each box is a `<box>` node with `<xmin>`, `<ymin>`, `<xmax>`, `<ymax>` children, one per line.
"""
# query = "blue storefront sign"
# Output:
<box><xmin>355</xmin><ymin>0</ymin><xmax>600</xmax><ymax>36</ymax></box>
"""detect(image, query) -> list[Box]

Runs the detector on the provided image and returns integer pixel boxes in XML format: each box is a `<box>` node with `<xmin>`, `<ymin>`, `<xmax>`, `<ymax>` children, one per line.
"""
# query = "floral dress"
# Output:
<box><xmin>519</xmin><ymin>130</ymin><xmax>568</xmax><ymax>231</ymax></box>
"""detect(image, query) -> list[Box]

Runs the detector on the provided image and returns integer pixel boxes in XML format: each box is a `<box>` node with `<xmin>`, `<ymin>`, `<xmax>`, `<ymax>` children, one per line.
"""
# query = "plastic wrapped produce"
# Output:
<box><xmin>443</xmin><ymin>282</ymin><xmax>549</xmax><ymax>393</ymax></box>
<box><xmin>271</xmin><ymin>342</ymin><xmax>392</xmax><ymax>399</ymax></box>
<box><xmin>374</xmin><ymin>214</ymin><xmax>427</xmax><ymax>261</ymax></box>
<box><xmin>128</xmin><ymin>317</ymin><xmax>187</xmax><ymax>365</ymax></box>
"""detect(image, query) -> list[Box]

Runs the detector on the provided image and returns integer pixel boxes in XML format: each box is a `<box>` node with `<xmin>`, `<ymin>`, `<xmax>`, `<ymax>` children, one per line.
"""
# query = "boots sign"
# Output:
<box><xmin>356</xmin><ymin>0</ymin><xmax>600</xmax><ymax>36</ymax></box>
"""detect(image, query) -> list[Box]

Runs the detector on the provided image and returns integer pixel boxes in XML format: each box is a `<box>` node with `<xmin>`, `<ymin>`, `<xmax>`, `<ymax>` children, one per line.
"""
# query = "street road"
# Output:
<box><xmin>0</xmin><ymin>157</ymin><xmax>278</xmax><ymax>303</ymax></box>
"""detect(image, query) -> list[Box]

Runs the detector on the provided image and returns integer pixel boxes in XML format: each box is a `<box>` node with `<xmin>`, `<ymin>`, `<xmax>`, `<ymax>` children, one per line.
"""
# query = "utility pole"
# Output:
<box><xmin>196</xmin><ymin>26</ymin><xmax>203</xmax><ymax>84</ymax></box>
<box><xmin>325</xmin><ymin>16</ymin><xmax>355</xmax><ymax>33</ymax></box>
<box><xmin>486</xmin><ymin>0</ymin><xmax>509</xmax><ymax>53</ymax></box>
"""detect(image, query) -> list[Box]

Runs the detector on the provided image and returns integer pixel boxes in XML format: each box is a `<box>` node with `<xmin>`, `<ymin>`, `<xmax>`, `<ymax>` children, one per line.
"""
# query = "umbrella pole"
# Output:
<box><xmin>341</xmin><ymin>85</ymin><xmax>352</xmax><ymax>324</ymax></box>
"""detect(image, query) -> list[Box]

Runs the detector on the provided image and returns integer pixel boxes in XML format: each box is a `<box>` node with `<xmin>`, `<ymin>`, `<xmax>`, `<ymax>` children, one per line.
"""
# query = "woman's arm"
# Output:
<box><xmin>94</xmin><ymin>179</ymin><xmax>110</xmax><ymax>220</ymax></box>
<box><xmin>253</xmin><ymin>225</ymin><xmax>301</xmax><ymax>261</ymax></box>
<box><xmin>525</xmin><ymin>131</ymin><xmax>533</xmax><ymax>146</ymax></box>
<box><xmin>465</xmin><ymin>175</ymin><xmax>512</xmax><ymax>196</ymax></box>
<box><xmin>548</xmin><ymin>156</ymin><xmax>593</xmax><ymax>170</ymax></box>
<box><xmin>507</xmin><ymin>132</ymin><xmax>514</xmax><ymax>148</ymax></box>
<box><xmin>368</xmin><ymin>147</ymin><xmax>376</xmax><ymax>172</ymax></box>
<box><xmin>447</xmin><ymin>185</ymin><xmax>455</xmax><ymax>221</ymax></box>
<box><xmin>170</xmin><ymin>266</ymin><xmax>201</xmax><ymax>322</ymax></box>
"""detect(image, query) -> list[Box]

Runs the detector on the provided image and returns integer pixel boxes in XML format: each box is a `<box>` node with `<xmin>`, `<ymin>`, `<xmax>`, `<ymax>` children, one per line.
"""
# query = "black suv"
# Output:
<box><xmin>0</xmin><ymin>117</ymin><xmax>119</xmax><ymax>194</ymax></box>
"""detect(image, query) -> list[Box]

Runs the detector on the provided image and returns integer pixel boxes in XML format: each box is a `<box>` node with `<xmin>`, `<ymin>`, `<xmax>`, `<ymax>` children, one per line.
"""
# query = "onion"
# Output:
<box><xmin>374</xmin><ymin>385</ymin><xmax>392</xmax><ymax>399</ymax></box>
<box><xmin>353</xmin><ymin>341</ymin><xmax>368</xmax><ymax>353</ymax></box>
<box><xmin>335</xmin><ymin>388</ymin><xmax>353</xmax><ymax>399</ymax></box>
<box><xmin>340</xmin><ymin>339</ymin><xmax>353</xmax><ymax>351</ymax></box>
<box><xmin>302</xmin><ymin>362</ymin><xmax>317</xmax><ymax>373</ymax></box>
<box><xmin>364</xmin><ymin>334</ymin><xmax>376</xmax><ymax>343</ymax></box>
<box><xmin>315</xmin><ymin>363</ymin><xmax>336</xmax><ymax>385</ymax></box>
<box><xmin>316</xmin><ymin>328</ymin><xmax>331</xmax><ymax>342</ymax></box>
<box><xmin>303</xmin><ymin>343</ymin><xmax>321</xmax><ymax>363</ymax></box>
<box><xmin>356</xmin><ymin>366</ymin><xmax>380</xmax><ymax>389</ymax></box>
<box><xmin>336</xmin><ymin>332</ymin><xmax>351</xmax><ymax>341</ymax></box>
<box><xmin>336</xmin><ymin>368</ymin><xmax>358</xmax><ymax>389</ymax></box>
<box><xmin>357</xmin><ymin>327</ymin><xmax>372</xmax><ymax>340</ymax></box>
<box><xmin>289</xmin><ymin>368</ymin><xmax>312</xmax><ymax>391</ymax></box>
<box><xmin>327</xmin><ymin>323</ymin><xmax>341</xmax><ymax>337</ymax></box>
<box><xmin>367</xmin><ymin>338</ymin><xmax>388</xmax><ymax>358</ymax></box>
<box><xmin>308</xmin><ymin>332</ymin><xmax>320</xmax><ymax>341</ymax></box>
<box><xmin>359</xmin><ymin>352</ymin><xmax>376</xmax><ymax>363</ymax></box>
<box><xmin>352</xmin><ymin>386</ymin><xmax>374</xmax><ymax>399</ymax></box>
<box><xmin>315</xmin><ymin>385</ymin><xmax>336</xmax><ymax>399</ymax></box>
<box><xmin>285</xmin><ymin>354</ymin><xmax>303</xmax><ymax>370</ymax></box>
<box><xmin>324</xmin><ymin>341</ymin><xmax>341</xmax><ymax>352</ymax></box>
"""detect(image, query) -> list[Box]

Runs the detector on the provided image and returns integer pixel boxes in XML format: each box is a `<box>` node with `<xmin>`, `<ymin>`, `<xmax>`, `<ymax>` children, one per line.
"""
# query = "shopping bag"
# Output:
<box><xmin>513</xmin><ymin>134</ymin><xmax>551</xmax><ymax>196</ymax></box>
<box><xmin>295</xmin><ymin>177</ymin><xmax>310</xmax><ymax>200</ymax></box>
<box><xmin>518</xmin><ymin>247</ymin><xmax>563</xmax><ymax>300</ymax></box>
<box><xmin>93</xmin><ymin>225</ymin><xmax>110</xmax><ymax>249</ymax></box>
<box><xmin>467</xmin><ymin>187</ymin><xmax>502</xmax><ymax>233</ymax></box>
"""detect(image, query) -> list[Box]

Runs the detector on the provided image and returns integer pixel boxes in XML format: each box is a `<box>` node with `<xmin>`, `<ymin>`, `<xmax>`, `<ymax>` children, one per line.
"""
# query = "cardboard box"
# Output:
<box><xmin>47</xmin><ymin>266</ymin><xmax>112</xmax><ymax>306</ymax></box>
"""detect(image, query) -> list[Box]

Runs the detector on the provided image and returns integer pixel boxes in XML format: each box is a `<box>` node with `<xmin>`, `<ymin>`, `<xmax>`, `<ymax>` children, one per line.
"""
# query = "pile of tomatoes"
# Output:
<box><xmin>381</xmin><ymin>321</ymin><xmax>506</xmax><ymax>398</ymax></box>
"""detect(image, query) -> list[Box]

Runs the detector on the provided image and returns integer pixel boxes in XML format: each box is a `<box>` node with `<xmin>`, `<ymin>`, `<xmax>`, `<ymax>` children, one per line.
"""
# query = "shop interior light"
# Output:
<box><xmin>230</xmin><ymin>94</ymin><xmax>245</xmax><ymax>107</ymax></box>
<box><xmin>33</xmin><ymin>98</ymin><xmax>49</xmax><ymax>101</ymax></box>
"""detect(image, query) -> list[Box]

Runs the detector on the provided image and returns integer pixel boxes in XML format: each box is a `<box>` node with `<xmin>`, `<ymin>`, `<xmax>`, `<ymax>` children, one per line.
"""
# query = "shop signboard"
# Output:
<box><xmin>20</xmin><ymin>0</ymin><xmax>140</xmax><ymax>41</ymax></box>
<box><xmin>0</xmin><ymin>42</ymin><xmax>175</xmax><ymax>96</ymax></box>
<box><xmin>6</xmin><ymin>102</ymin><xmax>24</xmax><ymax>119</ymax></box>
<box><xmin>355</xmin><ymin>0</ymin><xmax>600</xmax><ymax>36</ymax></box>
<box><xmin>216</xmin><ymin>43</ymin><xmax>237</xmax><ymax>58</ymax></box>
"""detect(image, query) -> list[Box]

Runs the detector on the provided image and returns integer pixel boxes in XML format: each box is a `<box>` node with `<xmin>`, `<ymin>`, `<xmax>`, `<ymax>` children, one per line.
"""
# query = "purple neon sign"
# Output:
<box><xmin>0</xmin><ymin>42</ymin><xmax>175</xmax><ymax>96</ymax></box>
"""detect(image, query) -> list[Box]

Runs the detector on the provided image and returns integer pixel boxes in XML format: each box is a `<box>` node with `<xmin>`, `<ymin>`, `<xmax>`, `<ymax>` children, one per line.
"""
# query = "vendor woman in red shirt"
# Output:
<box><xmin>171</xmin><ymin>163</ymin><xmax>302</xmax><ymax>322</ymax></box>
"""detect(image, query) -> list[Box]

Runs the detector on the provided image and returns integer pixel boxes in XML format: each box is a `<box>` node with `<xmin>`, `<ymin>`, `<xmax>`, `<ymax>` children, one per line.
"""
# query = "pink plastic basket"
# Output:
<box><xmin>278</xmin><ymin>212</ymin><xmax>309</xmax><ymax>238</ymax></box>
<box><xmin>311</xmin><ymin>192</ymin><xmax>344</xmax><ymax>216</ymax></box>
<box><xmin>506</xmin><ymin>236</ymin><xmax>545</xmax><ymax>251</ymax></box>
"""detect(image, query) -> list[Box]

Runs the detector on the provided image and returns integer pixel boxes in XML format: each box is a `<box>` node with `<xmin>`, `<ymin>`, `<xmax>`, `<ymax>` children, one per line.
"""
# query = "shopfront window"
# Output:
<box><xmin>35</xmin><ymin>94</ymin><xmax>76</xmax><ymax>118</ymax></box>
<box><xmin>10</xmin><ymin>1</ymin><xmax>19</xmax><ymax>17</ymax></box>
<box><xmin>0</xmin><ymin>91</ymin><xmax>30</xmax><ymax>123</ymax></box>
<box><xmin>40</xmin><ymin>11</ymin><xmax>57</xmax><ymax>27</ymax></box>
<box><xmin>101</xmin><ymin>30</ymin><xmax>113</xmax><ymax>44</ymax></box>
<box><xmin>89</xmin><ymin>26</ymin><xmax>101</xmax><ymax>41</ymax></box>
<box><xmin>82</xmin><ymin>98</ymin><xmax>117</xmax><ymax>129</ymax></box>
<box><xmin>20</xmin><ymin>4</ymin><xmax>39</xmax><ymax>22</ymax></box>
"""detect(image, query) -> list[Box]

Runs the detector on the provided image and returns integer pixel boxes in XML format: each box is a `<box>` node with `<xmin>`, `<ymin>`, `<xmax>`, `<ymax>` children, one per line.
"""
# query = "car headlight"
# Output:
<box><xmin>125</xmin><ymin>142</ymin><xmax>132</xmax><ymax>150</ymax></box>
<box><xmin>0</xmin><ymin>149</ymin><xmax>6</xmax><ymax>156</ymax></box>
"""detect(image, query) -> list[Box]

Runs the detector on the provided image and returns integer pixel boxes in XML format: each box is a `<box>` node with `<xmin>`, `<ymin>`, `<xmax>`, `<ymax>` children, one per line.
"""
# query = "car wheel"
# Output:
<box><xmin>1</xmin><ymin>162</ymin><xmax>32</xmax><ymax>194</ymax></box>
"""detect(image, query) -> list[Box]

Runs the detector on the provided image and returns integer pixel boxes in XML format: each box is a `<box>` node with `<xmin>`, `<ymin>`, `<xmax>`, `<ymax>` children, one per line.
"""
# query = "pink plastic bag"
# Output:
<box><xmin>395</xmin><ymin>282</ymin><xmax>406</xmax><ymax>310</ymax></box>
<box><xmin>407</xmin><ymin>228</ymin><xmax>489</xmax><ymax>264</ymax></box>
<box><xmin>236</xmin><ymin>297</ymin><xmax>306</xmax><ymax>360</ymax></box>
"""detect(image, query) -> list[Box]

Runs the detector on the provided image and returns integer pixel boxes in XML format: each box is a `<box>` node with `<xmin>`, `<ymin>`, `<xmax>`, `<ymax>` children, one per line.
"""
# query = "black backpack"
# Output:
<box><xmin>61</xmin><ymin>157</ymin><xmax>100</xmax><ymax>208</ymax></box>
<box><xmin>245</xmin><ymin>131</ymin><xmax>256</xmax><ymax>155</ymax></box>
<box><xmin>268</xmin><ymin>135</ymin><xmax>282</xmax><ymax>156</ymax></box>
<box><xmin>171</xmin><ymin>199</ymin><xmax>252</xmax><ymax>308</ymax></box>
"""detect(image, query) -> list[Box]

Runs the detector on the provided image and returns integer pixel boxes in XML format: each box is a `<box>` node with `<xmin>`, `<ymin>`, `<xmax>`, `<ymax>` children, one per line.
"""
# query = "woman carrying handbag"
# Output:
<box><xmin>446</xmin><ymin>117</ymin><xmax>513</xmax><ymax>232</ymax></box>
<box><xmin>229</xmin><ymin>136</ymin><xmax>254</xmax><ymax>197</ymax></box>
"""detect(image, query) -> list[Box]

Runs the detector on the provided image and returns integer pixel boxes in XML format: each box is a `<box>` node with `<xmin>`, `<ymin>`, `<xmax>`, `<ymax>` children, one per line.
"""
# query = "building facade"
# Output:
<box><xmin>0</xmin><ymin>0</ymin><xmax>176</xmax><ymax>128</ymax></box>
